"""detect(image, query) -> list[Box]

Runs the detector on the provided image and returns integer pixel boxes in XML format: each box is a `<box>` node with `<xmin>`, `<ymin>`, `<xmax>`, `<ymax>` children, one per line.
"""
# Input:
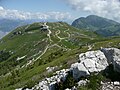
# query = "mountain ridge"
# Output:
<box><xmin>0</xmin><ymin>21</ymin><xmax>120</xmax><ymax>90</ymax></box>
<box><xmin>72</xmin><ymin>15</ymin><xmax>120</xmax><ymax>37</ymax></box>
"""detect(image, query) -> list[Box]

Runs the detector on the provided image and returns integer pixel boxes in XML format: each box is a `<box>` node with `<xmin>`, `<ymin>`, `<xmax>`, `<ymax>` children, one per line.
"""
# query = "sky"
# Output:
<box><xmin>0</xmin><ymin>0</ymin><xmax>83</xmax><ymax>23</ymax></box>
<box><xmin>0</xmin><ymin>0</ymin><xmax>120</xmax><ymax>23</ymax></box>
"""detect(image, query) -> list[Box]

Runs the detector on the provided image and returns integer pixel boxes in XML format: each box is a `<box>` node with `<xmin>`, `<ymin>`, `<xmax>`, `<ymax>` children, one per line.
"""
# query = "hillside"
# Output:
<box><xmin>72</xmin><ymin>15</ymin><xmax>120</xmax><ymax>37</ymax></box>
<box><xmin>0</xmin><ymin>22</ymin><xmax>120</xmax><ymax>90</ymax></box>
<box><xmin>0</xmin><ymin>19</ymin><xmax>41</xmax><ymax>39</ymax></box>
<box><xmin>0</xmin><ymin>19</ymin><xmax>29</xmax><ymax>39</ymax></box>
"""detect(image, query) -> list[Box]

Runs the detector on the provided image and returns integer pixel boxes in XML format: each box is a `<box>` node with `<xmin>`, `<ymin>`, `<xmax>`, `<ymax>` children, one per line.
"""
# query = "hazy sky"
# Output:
<box><xmin>0</xmin><ymin>0</ymin><xmax>120</xmax><ymax>23</ymax></box>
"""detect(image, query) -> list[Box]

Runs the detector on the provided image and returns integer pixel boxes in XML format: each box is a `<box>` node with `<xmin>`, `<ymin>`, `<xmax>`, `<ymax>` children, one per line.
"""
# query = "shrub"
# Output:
<box><xmin>57</xmin><ymin>71</ymin><xmax>76</xmax><ymax>90</ymax></box>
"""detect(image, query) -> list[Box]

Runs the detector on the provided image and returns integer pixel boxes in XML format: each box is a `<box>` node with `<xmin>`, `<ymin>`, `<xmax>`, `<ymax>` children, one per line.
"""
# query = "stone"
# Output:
<box><xmin>49</xmin><ymin>82</ymin><xmax>57</xmax><ymax>90</ymax></box>
<box><xmin>71</xmin><ymin>63</ymin><xmax>90</xmax><ymax>80</ymax></box>
<box><xmin>46</xmin><ymin>66</ymin><xmax>58</xmax><ymax>73</ymax></box>
<box><xmin>114</xmin><ymin>81</ymin><xmax>120</xmax><ymax>86</ymax></box>
<box><xmin>79</xmin><ymin>50</ymin><xmax>108</xmax><ymax>67</ymax></box>
<box><xmin>16</xmin><ymin>48</ymin><xmax>120</xmax><ymax>90</ymax></box>
<box><xmin>77</xmin><ymin>79</ymin><xmax>88</xmax><ymax>86</ymax></box>
<box><xmin>101</xmin><ymin>48</ymin><xmax>120</xmax><ymax>73</ymax></box>
<box><xmin>21</xmin><ymin>69</ymin><xmax>69</xmax><ymax>90</ymax></box>
<box><xmin>71</xmin><ymin>50</ymin><xmax>108</xmax><ymax>80</ymax></box>
<box><xmin>101</xmin><ymin>81</ymin><xmax>120</xmax><ymax>90</ymax></box>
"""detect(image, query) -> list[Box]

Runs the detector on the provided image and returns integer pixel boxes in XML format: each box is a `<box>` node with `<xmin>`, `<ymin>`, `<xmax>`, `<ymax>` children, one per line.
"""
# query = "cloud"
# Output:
<box><xmin>63</xmin><ymin>0</ymin><xmax>120</xmax><ymax>22</ymax></box>
<box><xmin>0</xmin><ymin>6</ymin><xmax>71</xmax><ymax>21</ymax></box>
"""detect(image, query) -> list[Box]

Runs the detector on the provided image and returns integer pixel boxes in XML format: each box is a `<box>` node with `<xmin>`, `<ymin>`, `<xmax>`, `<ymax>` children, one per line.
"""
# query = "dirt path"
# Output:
<box><xmin>56</xmin><ymin>30</ymin><xmax>65</xmax><ymax>42</ymax></box>
<box><xmin>47</xmin><ymin>29</ymin><xmax>52</xmax><ymax>42</ymax></box>
<box><xmin>35</xmin><ymin>45</ymin><xmax>49</xmax><ymax>61</ymax></box>
<box><xmin>55</xmin><ymin>28</ymin><xmax>71</xmax><ymax>42</ymax></box>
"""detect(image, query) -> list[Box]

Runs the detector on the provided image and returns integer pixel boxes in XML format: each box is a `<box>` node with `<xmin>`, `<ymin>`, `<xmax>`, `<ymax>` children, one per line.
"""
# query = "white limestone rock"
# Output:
<box><xmin>46</xmin><ymin>66</ymin><xmax>58</xmax><ymax>73</ymax></box>
<box><xmin>23</xmin><ymin>69</ymin><xmax>69</xmax><ymax>90</ymax></box>
<box><xmin>71</xmin><ymin>62</ymin><xmax>90</xmax><ymax>80</ymax></box>
<box><xmin>79</xmin><ymin>50</ymin><xmax>108</xmax><ymax>67</ymax></box>
<box><xmin>101</xmin><ymin>81</ymin><xmax>120</xmax><ymax>90</ymax></box>
<box><xmin>114</xmin><ymin>81</ymin><xmax>120</xmax><ymax>86</ymax></box>
<box><xmin>77</xmin><ymin>79</ymin><xmax>88</xmax><ymax>86</ymax></box>
<box><xmin>71</xmin><ymin>50</ymin><xmax>108</xmax><ymax>80</ymax></box>
<box><xmin>16</xmin><ymin>48</ymin><xmax>120</xmax><ymax>90</ymax></box>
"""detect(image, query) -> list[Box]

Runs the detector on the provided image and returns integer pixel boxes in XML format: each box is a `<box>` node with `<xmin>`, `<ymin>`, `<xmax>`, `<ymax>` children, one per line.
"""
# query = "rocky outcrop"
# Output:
<box><xmin>16</xmin><ymin>48</ymin><xmax>120</xmax><ymax>90</ymax></box>
<box><xmin>16</xmin><ymin>69</ymin><xmax>69</xmax><ymax>90</ymax></box>
<box><xmin>101</xmin><ymin>81</ymin><xmax>120</xmax><ymax>90</ymax></box>
<box><xmin>71</xmin><ymin>50</ymin><xmax>108</xmax><ymax>80</ymax></box>
<box><xmin>71</xmin><ymin>48</ymin><xmax>120</xmax><ymax>80</ymax></box>
<box><xmin>101</xmin><ymin>48</ymin><xmax>120</xmax><ymax>73</ymax></box>
<box><xmin>71</xmin><ymin>63</ymin><xmax>90</xmax><ymax>80</ymax></box>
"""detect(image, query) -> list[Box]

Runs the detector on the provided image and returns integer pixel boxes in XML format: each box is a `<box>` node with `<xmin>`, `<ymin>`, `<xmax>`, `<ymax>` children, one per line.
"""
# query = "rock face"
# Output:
<box><xmin>71</xmin><ymin>48</ymin><xmax>120</xmax><ymax>80</ymax></box>
<box><xmin>16</xmin><ymin>48</ymin><xmax>120</xmax><ymax>90</ymax></box>
<box><xmin>101</xmin><ymin>48</ymin><xmax>120</xmax><ymax>73</ymax></box>
<box><xmin>71</xmin><ymin>63</ymin><xmax>90</xmax><ymax>80</ymax></box>
<box><xmin>101</xmin><ymin>81</ymin><xmax>120</xmax><ymax>90</ymax></box>
<box><xmin>16</xmin><ymin>69</ymin><xmax>69</xmax><ymax>90</ymax></box>
<box><xmin>36</xmin><ymin>69</ymin><xmax>69</xmax><ymax>90</ymax></box>
<box><xmin>71</xmin><ymin>50</ymin><xmax>108</xmax><ymax>80</ymax></box>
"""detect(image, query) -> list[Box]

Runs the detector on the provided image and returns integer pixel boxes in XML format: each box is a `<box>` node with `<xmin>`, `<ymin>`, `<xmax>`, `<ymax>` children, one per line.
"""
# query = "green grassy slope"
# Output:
<box><xmin>72</xmin><ymin>15</ymin><xmax>120</xmax><ymax>37</ymax></box>
<box><xmin>0</xmin><ymin>22</ymin><xmax>120</xmax><ymax>90</ymax></box>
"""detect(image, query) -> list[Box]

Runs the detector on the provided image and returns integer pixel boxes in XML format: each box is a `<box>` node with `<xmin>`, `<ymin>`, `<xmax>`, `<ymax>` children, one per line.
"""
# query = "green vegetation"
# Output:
<box><xmin>57</xmin><ymin>72</ymin><xmax>76</xmax><ymax>90</ymax></box>
<box><xmin>78</xmin><ymin>73</ymin><xmax>105</xmax><ymax>90</ymax></box>
<box><xmin>72</xmin><ymin>15</ymin><xmax>120</xmax><ymax>37</ymax></box>
<box><xmin>0</xmin><ymin>22</ymin><xmax>119</xmax><ymax>90</ymax></box>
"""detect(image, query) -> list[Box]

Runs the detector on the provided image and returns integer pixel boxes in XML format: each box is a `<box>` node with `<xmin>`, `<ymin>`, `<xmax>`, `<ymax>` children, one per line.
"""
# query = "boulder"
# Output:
<box><xmin>71</xmin><ymin>63</ymin><xmax>90</xmax><ymax>80</ymax></box>
<box><xmin>71</xmin><ymin>50</ymin><xmax>108</xmax><ymax>80</ymax></box>
<box><xmin>101</xmin><ymin>48</ymin><xmax>120</xmax><ymax>73</ymax></box>
<box><xmin>79</xmin><ymin>50</ymin><xmax>108</xmax><ymax>67</ymax></box>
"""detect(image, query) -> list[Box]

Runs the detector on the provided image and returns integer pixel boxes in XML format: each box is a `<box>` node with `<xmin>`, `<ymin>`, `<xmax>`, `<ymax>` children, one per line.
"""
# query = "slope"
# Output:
<box><xmin>0</xmin><ymin>22</ymin><xmax>119</xmax><ymax>90</ymax></box>
<box><xmin>72</xmin><ymin>15</ymin><xmax>120</xmax><ymax>37</ymax></box>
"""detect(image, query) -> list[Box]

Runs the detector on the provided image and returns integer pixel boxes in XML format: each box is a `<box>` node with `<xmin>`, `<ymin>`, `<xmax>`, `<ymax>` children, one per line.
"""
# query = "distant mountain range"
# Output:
<box><xmin>72</xmin><ymin>15</ymin><xmax>120</xmax><ymax>37</ymax></box>
<box><xmin>0</xmin><ymin>19</ymin><xmax>29</xmax><ymax>38</ymax></box>
<box><xmin>1</xmin><ymin>15</ymin><xmax>120</xmax><ymax>39</ymax></box>
<box><xmin>0</xmin><ymin>19</ymin><xmax>45</xmax><ymax>38</ymax></box>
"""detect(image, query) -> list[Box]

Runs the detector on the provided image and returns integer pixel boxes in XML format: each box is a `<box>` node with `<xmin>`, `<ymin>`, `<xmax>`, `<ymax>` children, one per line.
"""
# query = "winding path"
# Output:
<box><xmin>55</xmin><ymin>28</ymin><xmax>71</xmax><ymax>42</ymax></box>
<box><xmin>35</xmin><ymin>45</ymin><xmax>49</xmax><ymax>61</ymax></box>
<box><xmin>22</xmin><ymin>25</ymin><xmax>71</xmax><ymax>67</ymax></box>
<box><xmin>47</xmin><ymin>29</ymin><xmax>52</xmax><ymax>42</ymax></box>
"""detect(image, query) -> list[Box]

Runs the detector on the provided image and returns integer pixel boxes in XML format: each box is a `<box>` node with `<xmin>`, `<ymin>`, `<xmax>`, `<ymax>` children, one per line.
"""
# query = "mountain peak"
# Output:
<box><xmin>72</xmin><ymin>15</ymin><xmax>120</xmax><ymax>37</ymax></box>
<box><xmin>86</xmin><ymin>15</ymin><xmax>99</xmax><ymax>18</ymax></box>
